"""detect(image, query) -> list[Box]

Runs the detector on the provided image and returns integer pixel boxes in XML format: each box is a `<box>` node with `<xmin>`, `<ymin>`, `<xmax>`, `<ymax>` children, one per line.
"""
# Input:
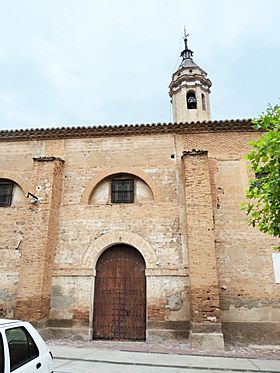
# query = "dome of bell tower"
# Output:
<box><xmin>169</xmin><ymin>33</ymin><xmax>212</xmax><ymax>123</ymax></box>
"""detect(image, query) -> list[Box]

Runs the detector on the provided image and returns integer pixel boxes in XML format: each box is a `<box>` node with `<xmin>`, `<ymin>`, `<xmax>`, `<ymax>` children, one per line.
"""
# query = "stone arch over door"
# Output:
<box><xmin>81</xmin><ymin>231</ymin><xmax>157</xmax><ymax>271</ymax></box>
<box><xmin>93</xmin><ymin>244</ymin><xmax>146</xmax><ymax>340</ymax></box>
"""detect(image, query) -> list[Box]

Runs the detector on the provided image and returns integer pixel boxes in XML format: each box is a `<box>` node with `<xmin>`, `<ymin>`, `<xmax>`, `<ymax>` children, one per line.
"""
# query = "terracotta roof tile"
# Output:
<box><xmin>0</xmin><ymin>119</ymin><xmax>260</xmax><ymax>142</ymax></box>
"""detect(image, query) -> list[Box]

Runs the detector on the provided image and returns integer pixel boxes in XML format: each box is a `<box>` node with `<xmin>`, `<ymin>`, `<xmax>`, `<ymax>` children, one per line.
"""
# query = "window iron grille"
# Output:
<box><xmin>111</xmin><ymin>179</ymin><xmax>134</xmax><ymax>203</ymax></box>
<box><xmin>0</xmin><ymin>180</ymin><xmax>14</xmax><ymax>207</ymax></box>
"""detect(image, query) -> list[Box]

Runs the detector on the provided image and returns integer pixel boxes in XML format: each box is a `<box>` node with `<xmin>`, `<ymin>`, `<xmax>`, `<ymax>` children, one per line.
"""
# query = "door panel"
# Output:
<box><xmin>93</xmin><ymin>244</ymin><xmax>146</xmax><ymax>340</ymax></box>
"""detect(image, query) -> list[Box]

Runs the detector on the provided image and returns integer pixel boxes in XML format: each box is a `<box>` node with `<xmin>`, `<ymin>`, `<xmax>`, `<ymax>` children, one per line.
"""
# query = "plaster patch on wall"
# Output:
<box><xmin>51</xmin><ymin>285</ymin><xmax>73</xmax><ymax>309</ymax></box>
<box><xmin>165</xmin><ymin>294</ymin><xmax>182</xmax><ymax>311</ymax></box>
<box><xmin>0</xmin><ymin>290</ymin><xmax>16</xmax><ymax>302</ymax></box>
<box><xmin>221</xmin><ymin>298</ymin><xmax>263</xmax><ymax>311</ymax></box>
<box><xmin>222</xmin><ymin>304</ymin><xmax>280</xmax><ymax>322</ymax></box>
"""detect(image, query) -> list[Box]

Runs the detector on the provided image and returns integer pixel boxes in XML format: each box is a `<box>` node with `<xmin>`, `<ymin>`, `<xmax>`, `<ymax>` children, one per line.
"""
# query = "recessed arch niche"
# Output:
<box><xmin>0</xmin><ymin>176</ymin><xmax>27</xmax><ymax>207</ymax></box>
<box><xmin>89</xmin><ymin>172</ymin><xmax>154</xmax><ymax>204</ymax></box>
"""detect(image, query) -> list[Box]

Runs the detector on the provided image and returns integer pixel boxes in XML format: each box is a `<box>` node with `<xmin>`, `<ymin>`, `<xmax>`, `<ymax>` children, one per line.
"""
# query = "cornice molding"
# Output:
<box><xmin>169</xmin><ymin>73</ymin><xmax>211</xmax><ymax>92</ymax></box>
<box><xmin>0</xmin><ymin>119</ymin><xmax>260</xmax><ymax>142</ymax></box>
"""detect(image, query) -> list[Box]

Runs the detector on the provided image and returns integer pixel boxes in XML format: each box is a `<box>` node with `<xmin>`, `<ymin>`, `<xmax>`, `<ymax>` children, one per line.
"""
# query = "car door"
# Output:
<box><xmin>0</xmin><ymin>332</ymin><xmax>5</xmax><ymax>373</ymax></box>
<box><xmin>5</xmin><ymin>326</ymin><xmax>43</xmax><ymax>373</ymax></box>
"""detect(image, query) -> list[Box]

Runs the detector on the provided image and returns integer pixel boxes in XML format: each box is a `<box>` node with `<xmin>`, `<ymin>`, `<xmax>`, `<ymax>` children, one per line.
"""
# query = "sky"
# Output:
<box><xmin>0</xmin><ymin>0</ymin><xmax>280</xmax><ymax>130</ymax></box>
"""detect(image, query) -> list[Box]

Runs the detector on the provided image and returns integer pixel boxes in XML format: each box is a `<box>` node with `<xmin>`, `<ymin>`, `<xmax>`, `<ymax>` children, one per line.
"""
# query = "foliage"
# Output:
<box><xmin>242</xmin><ymin>105</ymin><xmax>280</xmax><ymax>249</ymax></box>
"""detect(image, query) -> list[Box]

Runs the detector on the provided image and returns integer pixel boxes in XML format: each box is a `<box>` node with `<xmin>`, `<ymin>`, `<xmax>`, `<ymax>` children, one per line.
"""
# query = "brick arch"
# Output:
<box><xmin>81</xmin><ymin>231</ymin><xmax>157</xmax><ymax>270</ymax></box>
<box><xmin>0</xmin><ymin>171</ymin><xmax>30</xmax><ymax>195</ymax></box>
<box><xmin>81</xmin><ymin>167</ymin><xmax>161</xmax><ymax>204</ymax></box>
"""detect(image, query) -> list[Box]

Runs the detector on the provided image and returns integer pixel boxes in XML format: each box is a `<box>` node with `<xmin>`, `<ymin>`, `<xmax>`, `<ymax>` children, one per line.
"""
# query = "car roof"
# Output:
<box><xmin>0</xmin><ymin>319</ymin><xmax>23</xmax><ymax>327</ymax></box>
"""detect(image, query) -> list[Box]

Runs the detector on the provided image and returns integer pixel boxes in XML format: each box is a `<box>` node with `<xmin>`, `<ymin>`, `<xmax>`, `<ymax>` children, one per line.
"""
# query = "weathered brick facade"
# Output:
<box><xmin>15</xmin><ymin>157</ymin><xmax>64</xmax><ymax>320</ymax></box>
<box><xmin>0</xmin><ymin>121</ymin><xmax>279</xmax><ymax>347</ymax></box>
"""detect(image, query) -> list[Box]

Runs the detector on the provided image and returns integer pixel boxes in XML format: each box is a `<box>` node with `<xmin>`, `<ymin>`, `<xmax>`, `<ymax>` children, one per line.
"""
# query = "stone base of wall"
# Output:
<box><xmin>34</xmin><ymin>319</ymin><xmax>90</xmax><ymax>341</ymax></box>
<box><xmin>190</xmin><ymin>332</ymin><xmax>225</xmax><ymax>349</ymax></box>
<box><xmin>189</xmin><ymin>322</ymin><xmax>225</xmax><ymax>349</ymax></box>
<box><xmin>222</xmin><ymin>322</ymin><xmax>280</xmax><ymax>346</ymax></box>
<box><xmin>37</xmin><ymin>320</ymin><xmax>190</xmax><ymax>342</ymax></box>
<box><xmin>147</xmin><ymin>321</ymin><xmax>190</xmax><ymax>343</ymax></box>
<box><xmin>39</xmin><ymin>326</ymin><xmax>90</xmax><ymax>341</ymax></box>
<box><xmin>34</xmin><ymin>320</ymin><xmax>280</xmax><ymax>346</ymax></box>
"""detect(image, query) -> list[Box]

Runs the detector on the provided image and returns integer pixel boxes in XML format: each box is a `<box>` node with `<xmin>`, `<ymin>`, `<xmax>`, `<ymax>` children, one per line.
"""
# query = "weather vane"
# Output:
<box><xmin>183</xmin><ymin>26</ymin><xmax>189</xmax><ymax>39</ymax></box>
<box><xmin>180</xmin><ymin>26</ymin><xmax>193</xmax><ymax>60</ymax></box>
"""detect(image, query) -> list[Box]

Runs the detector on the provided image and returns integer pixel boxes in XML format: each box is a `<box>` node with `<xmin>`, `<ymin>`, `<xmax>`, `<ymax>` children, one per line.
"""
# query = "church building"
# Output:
<box><xmin>0</xmin><ymin>35</ymin><xmax>279</xmax><ymax>348</ymax></box>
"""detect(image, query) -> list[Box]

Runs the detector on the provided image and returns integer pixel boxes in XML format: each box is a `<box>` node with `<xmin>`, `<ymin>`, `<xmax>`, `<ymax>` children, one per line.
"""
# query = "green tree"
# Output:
<box><xmin>242</xmin><ymin>104</ymin><xmax>280</xmax><ymax>249</ymax></box>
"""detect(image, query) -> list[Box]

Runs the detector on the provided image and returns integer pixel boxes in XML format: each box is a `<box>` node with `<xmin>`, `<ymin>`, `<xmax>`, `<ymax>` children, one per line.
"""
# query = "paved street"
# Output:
<box><xmin>51</xmin><ymin>345</ymin><xmax>280</xmax><ymax>373</ymax></box>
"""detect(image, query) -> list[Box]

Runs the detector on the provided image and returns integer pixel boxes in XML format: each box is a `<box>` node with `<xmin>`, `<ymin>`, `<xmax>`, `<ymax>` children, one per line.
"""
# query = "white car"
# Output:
<box><xmin>0</xmin><ymin>319</ymin><xmax>53</xmax><ymax>373</ymax></box>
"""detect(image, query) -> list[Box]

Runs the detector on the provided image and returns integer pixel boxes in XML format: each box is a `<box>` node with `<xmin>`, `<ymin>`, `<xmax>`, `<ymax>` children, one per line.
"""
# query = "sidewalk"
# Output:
<box><xmin>47</xmin><ymin>339</ymin><xmax>280</xmax><ymax>360</ymax></box>
<box><xmin>50</xmin><ymin>344</ymin><xmax>280</xmax><ymax>372</ymax></box>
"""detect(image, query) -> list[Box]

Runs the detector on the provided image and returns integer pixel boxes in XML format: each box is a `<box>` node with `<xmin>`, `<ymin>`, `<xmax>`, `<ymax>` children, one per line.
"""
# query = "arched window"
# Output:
<box><xmin>186</xmin><ymin>91</ymin><xmax>197</xmax><ymax>109</ymax></box>
<box><xmin>0</xmin><ymin>179</ymin><xmax>25</xmax><ymax>207</ymax></box>
<box><xmin>201</xmin><ymin>93</ymin><xmax>206</xmax><ymax>111</ymax></box>
<box><xmin>0</xmin><ymin>179</ymin><xmax>14</xmax><ymax>206</ymax></box>
<box><xmin>89</xmin><ymin>173</ymin><xmax>154</xmax><ymax>204</ymax></box>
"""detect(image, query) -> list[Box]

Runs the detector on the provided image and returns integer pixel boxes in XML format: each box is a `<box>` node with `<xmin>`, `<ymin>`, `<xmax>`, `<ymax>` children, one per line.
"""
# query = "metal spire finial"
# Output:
<box><xmin>183</xmin><ymin>27</ymin><xmax>189</xmax><ymax>48</ymax></box>
<box><xmin>180</xmin><ymin>28</ymin><xmax>193</xmax><ymax>61</ymax></box>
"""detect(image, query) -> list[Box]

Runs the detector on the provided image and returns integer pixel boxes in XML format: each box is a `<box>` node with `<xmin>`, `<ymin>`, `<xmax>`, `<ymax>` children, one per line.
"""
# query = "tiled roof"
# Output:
<box><xmin>0</xmin><ymin>119</ymin><xmax>259</xmax><ymax>142</ymax></box>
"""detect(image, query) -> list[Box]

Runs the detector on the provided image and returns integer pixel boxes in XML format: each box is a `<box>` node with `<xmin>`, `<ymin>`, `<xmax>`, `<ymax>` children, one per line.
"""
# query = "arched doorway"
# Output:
<box><xmin>93</xmin><ymin>244</ymin><xmax>146</xmax><ymax>340</ymax></box>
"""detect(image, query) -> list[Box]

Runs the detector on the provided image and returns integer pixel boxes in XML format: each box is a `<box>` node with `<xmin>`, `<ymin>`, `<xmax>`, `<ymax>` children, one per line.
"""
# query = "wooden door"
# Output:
<box><xmin>93</xmin><ymin>244</ymin><xmax>146</xmax><ymax>340</ymax></box>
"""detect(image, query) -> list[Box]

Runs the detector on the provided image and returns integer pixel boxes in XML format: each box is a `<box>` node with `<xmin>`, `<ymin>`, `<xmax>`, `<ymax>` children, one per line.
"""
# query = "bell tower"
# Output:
<box><xmin>169</xmin><ymin>33</ymin><xmax>212</xmax><ymax>123</ymax></box>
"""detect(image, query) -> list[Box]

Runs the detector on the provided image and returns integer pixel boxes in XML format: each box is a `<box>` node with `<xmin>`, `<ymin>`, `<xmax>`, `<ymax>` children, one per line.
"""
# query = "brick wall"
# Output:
<box><xmin>0</xmin><ymin>128</ymin><xmax>279</xmax><ymax>343</ymax></box>
<box><xmin>182</xmin><ymin>150</ymin><xmax>221</xmax><ymax>326</ymax></box>
<box><xmin>15</xmin><ymin>157</ymin><xmax>64</xmax><ymax>320</ymax></box>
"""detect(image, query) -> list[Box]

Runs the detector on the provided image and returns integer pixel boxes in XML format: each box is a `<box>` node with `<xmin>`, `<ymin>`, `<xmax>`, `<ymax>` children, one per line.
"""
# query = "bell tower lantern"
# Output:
<box><xmin>169</xmin><ymin>33</ymin><xmax>212</xmax><ymax>123</ymax></box>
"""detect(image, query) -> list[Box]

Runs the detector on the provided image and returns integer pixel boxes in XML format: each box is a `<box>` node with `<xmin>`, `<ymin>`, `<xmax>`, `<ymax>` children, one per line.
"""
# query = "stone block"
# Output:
<box><xmin>190</xmin><ymin>332</ymin><xmax>225</xmax><ymax>350</ymax></box>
